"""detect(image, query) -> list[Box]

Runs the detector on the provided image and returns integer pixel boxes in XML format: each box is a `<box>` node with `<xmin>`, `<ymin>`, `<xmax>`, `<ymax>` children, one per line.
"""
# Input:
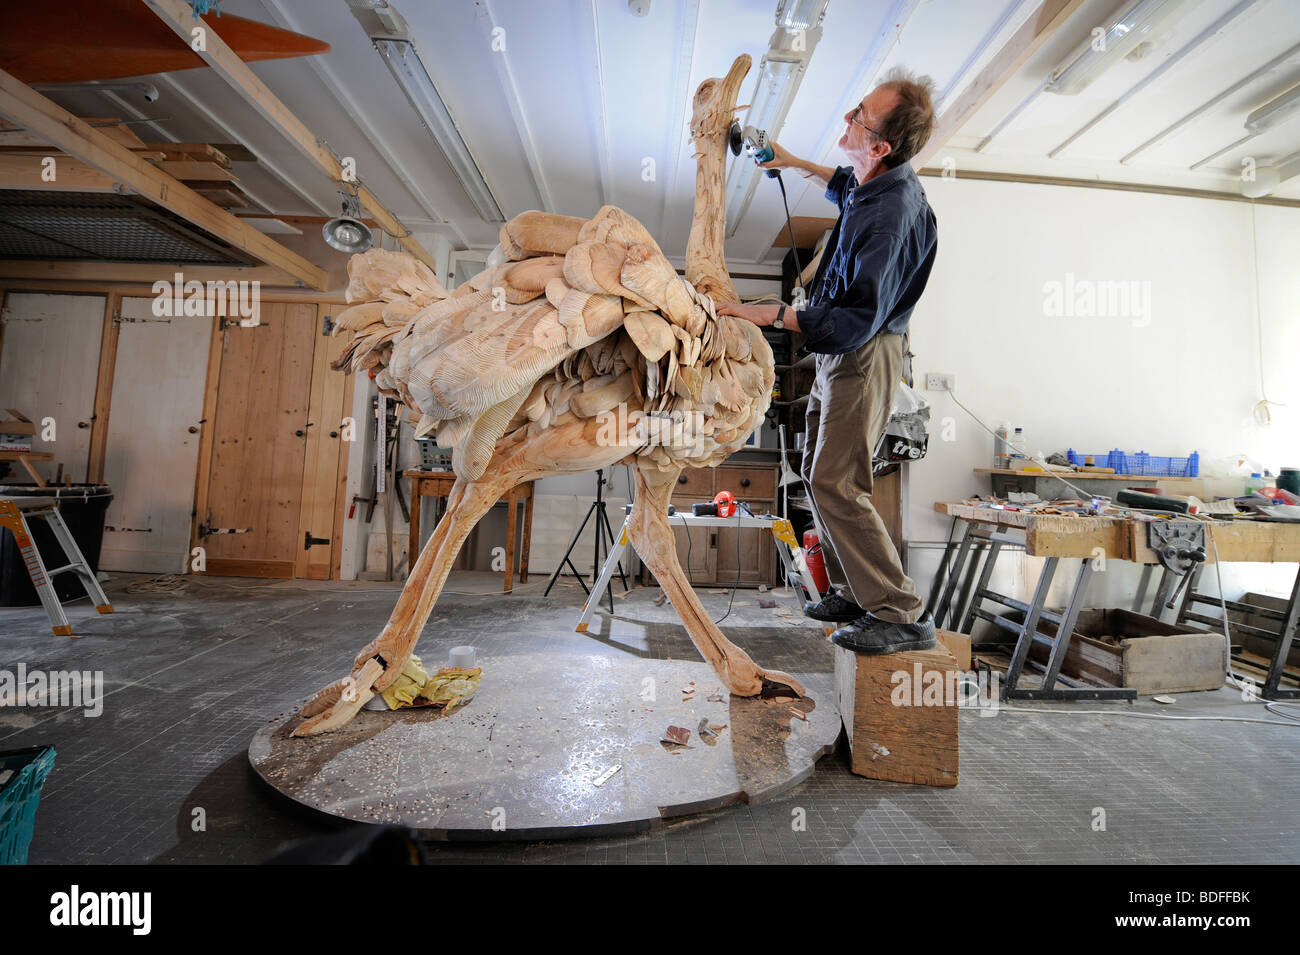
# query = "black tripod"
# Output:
<box><xmin>544</xmin><ymin>468</ymin><xmax>629</xmax><ymax>613</ymax></box>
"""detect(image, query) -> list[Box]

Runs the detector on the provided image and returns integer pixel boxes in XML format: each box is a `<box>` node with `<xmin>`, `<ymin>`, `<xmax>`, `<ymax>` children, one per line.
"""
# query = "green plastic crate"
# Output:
<box><xmin>0</xmin><ymin>745</ymin><xmax>56</xmax><ymax>865</ymax></box>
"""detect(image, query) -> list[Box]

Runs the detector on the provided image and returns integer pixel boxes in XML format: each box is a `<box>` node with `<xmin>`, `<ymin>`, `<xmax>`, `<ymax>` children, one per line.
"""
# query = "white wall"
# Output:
<box><xmin>904</xmin><ymin>178</ymin><xmax>1300</xmax><ymax>615</ymax></box>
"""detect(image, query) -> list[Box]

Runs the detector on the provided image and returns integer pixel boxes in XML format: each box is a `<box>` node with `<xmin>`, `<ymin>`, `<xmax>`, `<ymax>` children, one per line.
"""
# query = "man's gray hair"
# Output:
<box><xmin>875</xmin><ymin>66</ymin><xmax>936</xmax><ymax>168</ymax></box>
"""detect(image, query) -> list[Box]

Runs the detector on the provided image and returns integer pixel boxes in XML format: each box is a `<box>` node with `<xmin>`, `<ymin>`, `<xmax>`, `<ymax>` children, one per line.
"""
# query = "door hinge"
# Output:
<box><xmin>198</xmin><ymin>523</ymin><xmax>253</xmax><ymax>539</ymax></box>
<box><xmin>304</xmin><ymin>531</ymin><xmax>330</xmax><ymax>550</ymax></box>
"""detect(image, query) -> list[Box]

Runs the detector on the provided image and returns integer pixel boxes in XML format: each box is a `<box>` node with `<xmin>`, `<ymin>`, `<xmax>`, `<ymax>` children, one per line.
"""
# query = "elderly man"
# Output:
<box><xmin>716</xmin><ymin>67</ymin><xmax>939</xmax><ymax>655</ymax></box>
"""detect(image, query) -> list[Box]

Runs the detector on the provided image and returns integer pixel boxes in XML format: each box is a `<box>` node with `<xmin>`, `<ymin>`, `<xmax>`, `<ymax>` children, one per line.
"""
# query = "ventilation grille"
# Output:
<box><xmin>0</xmin><ymin>190</ymin><xmax>257</xmax><ymax>265</ymax></box>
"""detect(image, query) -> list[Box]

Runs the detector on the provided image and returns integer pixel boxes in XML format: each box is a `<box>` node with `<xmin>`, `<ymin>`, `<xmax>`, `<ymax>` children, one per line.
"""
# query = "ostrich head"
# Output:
<box><xmin>685</xmin><ymin>54</ymin><xmax>751</xmax><ymax>305</ymax></box>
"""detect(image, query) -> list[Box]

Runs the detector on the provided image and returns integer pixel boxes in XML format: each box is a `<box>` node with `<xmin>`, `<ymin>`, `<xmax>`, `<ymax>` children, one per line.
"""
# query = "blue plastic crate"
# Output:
<box><xmin>1066</xmin><ymin>448</ymin><xmax>1199</xmax><ymax>478</ymax></box>
<box><xmin>0</xmin><ymin>745</ymin><xmax>56</xmax><ymax>865</ymax></box>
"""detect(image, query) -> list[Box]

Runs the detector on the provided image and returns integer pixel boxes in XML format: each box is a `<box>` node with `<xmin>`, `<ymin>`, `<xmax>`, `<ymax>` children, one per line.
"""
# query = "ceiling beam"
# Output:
<box><xmin>142</xmin><ymin>0</ymin><xmax>439</xmax><ymax>272</ymax></box>
<box><xmin>0</xmin><ymin>67</ymin><xmax>329</xmax><ymax>289</ymax></box>
<box><xmin>913</xmin><ymin>0</ymin><xmax>1087</xmax><ymax>168</ymax></box>
<box><xmin>915</xmin><ymin>166</ymin><xmax>1300</xmax><ymax>208</ymax></box>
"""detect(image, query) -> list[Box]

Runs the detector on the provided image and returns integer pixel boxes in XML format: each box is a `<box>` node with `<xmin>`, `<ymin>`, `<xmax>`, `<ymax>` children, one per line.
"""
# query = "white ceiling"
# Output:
<box><xmin>35</xmin><ymin>0</ymin><xmax>1300</xmax><ymax>269</ymax></box>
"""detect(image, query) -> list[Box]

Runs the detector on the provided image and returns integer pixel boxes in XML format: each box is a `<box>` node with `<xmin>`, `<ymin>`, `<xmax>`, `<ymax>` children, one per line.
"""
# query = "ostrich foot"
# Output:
<box><xmin>293</xmin><ymin>658</ymin><xmax>386</xmax><ymax>736</ymax></box>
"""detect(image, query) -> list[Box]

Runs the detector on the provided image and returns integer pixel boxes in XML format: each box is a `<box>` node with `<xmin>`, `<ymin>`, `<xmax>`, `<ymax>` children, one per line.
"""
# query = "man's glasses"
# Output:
<box><xmin>849</xmin><ymin>103</ymin><xmax>888</xmax><ymax>144</ymax></box>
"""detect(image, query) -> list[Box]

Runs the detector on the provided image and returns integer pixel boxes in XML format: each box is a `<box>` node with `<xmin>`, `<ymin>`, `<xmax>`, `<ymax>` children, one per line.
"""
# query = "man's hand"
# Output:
<box><xmin>715</xmin><ymin>302</ymin><xmax>801</xmax><ymax>333</ymax></box>
<box><xmin>757</xmin><ymin>139</ymin><xmax>797</xmax><ymax>171</ymax></box>
<box><xmin>758</xmin><ymin>140</ymin><xmax>837</xmax><ymax>188</ymax></box>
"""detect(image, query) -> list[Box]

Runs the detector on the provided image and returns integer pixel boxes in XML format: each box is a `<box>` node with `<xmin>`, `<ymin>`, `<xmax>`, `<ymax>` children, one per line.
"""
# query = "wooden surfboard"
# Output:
<box><xmin>0</xmin><ymin>0</ymin><xmax>330</xmax><ymax>84</ymax></box>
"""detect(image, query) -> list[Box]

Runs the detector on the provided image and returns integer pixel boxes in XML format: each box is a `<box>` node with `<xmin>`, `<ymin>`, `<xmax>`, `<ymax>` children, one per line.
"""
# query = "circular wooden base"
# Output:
<box><xmin>250</xmin><ymin>650</ymin><xmax>837</xmax><ymax>840</ymax></box>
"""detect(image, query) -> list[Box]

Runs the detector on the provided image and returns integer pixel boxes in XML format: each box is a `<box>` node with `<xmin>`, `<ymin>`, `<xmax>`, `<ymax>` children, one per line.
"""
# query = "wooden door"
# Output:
<box><xmin>294</xmin><ymin>307</ymin><xmax>352</xmax><ymax>579</ymax></box>
<box><xmin>196</xmin><ymin>302</ymin><xmax>317</xmax><ymax>578</ymax></box>
<box><xmin>99</xmin><ymin>296</ymin><xmax>212</xmax><ymax>573</ymax></box>
<box><xmin>0</xmin><ymin>291</ymin><xmax>105</xmax><ymax>483</ymax></box>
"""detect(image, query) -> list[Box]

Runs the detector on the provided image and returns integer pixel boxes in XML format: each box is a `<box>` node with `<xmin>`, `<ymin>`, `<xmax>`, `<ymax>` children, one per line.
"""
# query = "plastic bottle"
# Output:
<box><xmin>1009</xmin><ymin>426</ymin><xmax>1029</xmax><ymax>464</ymax></box>
<box><xmin>1245</xmin><ymin>472</ymin><xmax>1263</xmax><ymax>495</ymax></box>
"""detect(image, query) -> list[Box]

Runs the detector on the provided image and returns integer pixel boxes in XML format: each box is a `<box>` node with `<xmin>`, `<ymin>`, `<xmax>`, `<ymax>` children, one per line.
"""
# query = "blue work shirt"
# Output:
<box><xmin>796</xmin><ymin>162</ymin><xmax>937</xmax><ymax>354</ymax></box>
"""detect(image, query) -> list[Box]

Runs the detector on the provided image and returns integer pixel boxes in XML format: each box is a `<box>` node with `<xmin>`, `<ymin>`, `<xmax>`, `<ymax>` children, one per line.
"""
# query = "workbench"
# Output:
<box><xmin>404</xmin><ymin>471</ymin><xmax>535</xmax><ymax>593</ymax></box>
<box><xmin>931</xmin><ymin>501</ymin><xmax>1300</xmax><ymax>701</ymax></box>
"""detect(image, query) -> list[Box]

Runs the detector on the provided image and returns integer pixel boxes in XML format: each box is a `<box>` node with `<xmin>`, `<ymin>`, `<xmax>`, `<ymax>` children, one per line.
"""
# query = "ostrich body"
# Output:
<box><xmin>295</xmin><ymin>55</ymin><xmax>804</xmax><ymax>736</ymax></box>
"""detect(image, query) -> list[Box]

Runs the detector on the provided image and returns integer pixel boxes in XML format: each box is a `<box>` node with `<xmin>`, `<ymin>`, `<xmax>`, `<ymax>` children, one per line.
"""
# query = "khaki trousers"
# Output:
<box><xmin>800</xmin><ymin>333</ymin><xmax>923</xmax><ymax>625</ymax></box>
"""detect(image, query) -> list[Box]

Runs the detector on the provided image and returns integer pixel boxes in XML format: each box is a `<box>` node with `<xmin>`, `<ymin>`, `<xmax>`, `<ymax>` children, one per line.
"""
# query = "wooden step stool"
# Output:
<box><xmin>835</xmin><ymin>637</ymin><xmax>961</xmax><ymax>787</ymax></box>
<box><xmin>0</xmin><ymin>496</ymin><xmax>114</xmax><ymax>636</ymax></box>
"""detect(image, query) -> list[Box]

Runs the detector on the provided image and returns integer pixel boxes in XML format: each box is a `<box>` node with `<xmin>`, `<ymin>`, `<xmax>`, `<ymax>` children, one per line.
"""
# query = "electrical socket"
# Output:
<box><xmin>925</xmin><ymin>372</ymin><xmax>954</xmax><ymax>392</ymax></box>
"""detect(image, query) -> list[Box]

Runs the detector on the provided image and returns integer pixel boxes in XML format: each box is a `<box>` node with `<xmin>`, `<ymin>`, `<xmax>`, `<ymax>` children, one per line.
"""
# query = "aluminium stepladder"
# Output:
<box><xmin>574</xmin><ymin>506</ymin><xmax>829</xmax><ymax>633</ymax></box>
<box><xmin>0</xmin><ymin>496</ymin><xmax>114</xmax><ymax>635</ymax></box>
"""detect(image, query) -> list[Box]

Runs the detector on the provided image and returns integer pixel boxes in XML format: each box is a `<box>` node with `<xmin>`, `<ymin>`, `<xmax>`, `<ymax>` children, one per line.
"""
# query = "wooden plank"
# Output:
<box><xmin>835</xmin><ymin>642</ymin><xmax>959</xmax><ymax>787</ymax></box>
<box><xmin>936</xmin><ymin>629</ymin><xmax>971</xmax><ymax>670</ymax></box>
<box><xmin>140</xmin><ymin>142</ymin><xmax>232</xmax><ymax>166</ymax></box>
<box><xmin>332</xmin><ymin>371</ymin><xmax>355</xmax><ymax>580</ymax></box>
<box><xmin>770</xmin><ymin>215</ymin><xmax>836</xmax><ymax>249</ymax></box>
<box><xmin>0</xmin><ymin>153</ymin><xmax>117</xmax><ymax>190</ymax></box>
<box><xmin>153</xmin><ymin>159</ymin><xmax>238</xmax><ymax>181</ymax></box>
<box><xmin>143</xmin><ymin>0</ymin><xmax>439</xmax><ymax>273</ymax></box>
<box><xmin>913</xmin><ymin>0</ymin><xmax>1088</xmax><ymax>168</ymax></box>
<box><xmin>86</xmin><ymin>292</ymin><xmax>119</xmax><ymax>484</ymax></box>
<box><xmin>189</xmin><ymin>313</ymin><xmax>225</xmax><ymax>563</ymax></box>
<box><xmin>0</xmin><ymin>66</ymin><xmax>327</xmax><ymax>289</ymax></box>
<box><xmin>975</xmin><ymin>467</ymin><xmax>1153</xmax><ymax>482</ymax></box>
<box><xmin>0</xmin><ymin>118</ymin><xmax>147</xmax><ymax>149</ymax></box>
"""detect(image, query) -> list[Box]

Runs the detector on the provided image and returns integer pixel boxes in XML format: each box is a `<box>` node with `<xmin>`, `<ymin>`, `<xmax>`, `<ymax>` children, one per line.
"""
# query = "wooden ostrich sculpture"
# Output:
<box><xmin>295</xmin><ymin>54</ymin><xmax>804</xmax><ymax>736</ymax></box>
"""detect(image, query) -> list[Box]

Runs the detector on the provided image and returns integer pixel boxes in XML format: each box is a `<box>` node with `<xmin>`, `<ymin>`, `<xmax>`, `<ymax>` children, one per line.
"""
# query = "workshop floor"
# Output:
<box><xmin>0</xmin><ymin>571</ymin><xmax>1296</xmax><ymax>865</ymax></box>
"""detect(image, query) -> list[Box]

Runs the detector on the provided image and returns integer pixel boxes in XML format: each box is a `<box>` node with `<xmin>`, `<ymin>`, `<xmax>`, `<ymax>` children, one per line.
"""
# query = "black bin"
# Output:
<box><xmin>0</xmin><ymin>484</ymin><xmax>113</xmax><ymax>607</ymax></box>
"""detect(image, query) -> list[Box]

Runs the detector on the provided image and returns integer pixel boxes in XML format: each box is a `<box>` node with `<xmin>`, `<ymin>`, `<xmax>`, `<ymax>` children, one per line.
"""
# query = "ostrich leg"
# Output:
<box><xmin>629</xmin><ymin>466</ymin><xmax>805</xmax><ymax>699</ymax></box>
<box><xmin>294</xmin><ymin>470</ymin><xmax>519</xmax><ymax>736</ymax></box>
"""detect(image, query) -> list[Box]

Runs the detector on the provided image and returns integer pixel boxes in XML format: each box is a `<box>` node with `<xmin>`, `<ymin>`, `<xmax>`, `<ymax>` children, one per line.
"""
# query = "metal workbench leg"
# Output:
<box><xmin>1003</xmin><ymin>556</ymin><xmax>1058</xmax><ymax>695</ymax></box>
<box><xmin>960</xmin><ymin>540</ymin><xmax>1003</xmax><ymax>634</ymax></box>
<box><xmin>1264</xmin><ymin>567</ymin><xmax>1300</xmax><ymax>700</ymax></box>
<box><xmin>951</xmin><ymin>538</ymin><xmax>988</xmax><ymax>631</ymax></box>
<box><xmin>1132</xmin><ymin>563</ymin><xmax>1154</xmax><ymax>612</ymax></box>
<box><xmin>1039</xmin><ymin>559</ymin><xmax>1094</xmax><ymax>691</ymax></box>
<box><xmin>934</xmin><ymin>523</ymin><xmax>974</xmax><ymax>629</ymax></box>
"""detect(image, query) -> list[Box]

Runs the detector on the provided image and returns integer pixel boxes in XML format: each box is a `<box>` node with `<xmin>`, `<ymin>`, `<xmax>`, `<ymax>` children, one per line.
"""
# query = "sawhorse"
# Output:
<box><xmin>574</xmin><ymin>508</ymin><xmax>825</xmax><ymax>633</ymax></box>
<box><xmin>0</xmin><ymin>496</ymin><xmax>113</xmax><ymax>635</ymax></box>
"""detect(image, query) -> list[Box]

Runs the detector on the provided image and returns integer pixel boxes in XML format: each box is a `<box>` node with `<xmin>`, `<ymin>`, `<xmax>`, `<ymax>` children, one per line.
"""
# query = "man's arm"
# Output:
<box><xmin>759</xmin><ymin>141</ymin><xmax>837</xmax><ymax>188</ymax></box>
<box><xmin>719</xmin><ymin>231</ymin><xmax>906</xmax><ymax>355</ymax></box>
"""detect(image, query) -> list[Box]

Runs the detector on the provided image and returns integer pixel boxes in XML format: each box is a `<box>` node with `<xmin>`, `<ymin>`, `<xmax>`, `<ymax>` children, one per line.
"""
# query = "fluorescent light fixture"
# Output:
<box><xmin>1190</xmin><ymin>83</ymin><xmax>1300</xmax><ymax>171</ymax></box>
<box><xmin>1245</xmin><ymin>83</ymin><xmax>1300</xmax><ymax>133</ymax></box>
<box><xmin>775</xmin><ymin>0</ymin><xmax>826</xmax><ymax>32</ymax></box>
<box><xmin>724</xmin><ymin>56</ymin><xmax>806</xmax><ymax>237</ymax></box>
<box><xmin>1044</xmin><ymin>0</ymin><xmax>1186</xmax><ymax>96</ymax></box>
<box><xmin>373</xmin><ymin>37</ymin><xmax>505</xmax><ymax>222</ymax></box>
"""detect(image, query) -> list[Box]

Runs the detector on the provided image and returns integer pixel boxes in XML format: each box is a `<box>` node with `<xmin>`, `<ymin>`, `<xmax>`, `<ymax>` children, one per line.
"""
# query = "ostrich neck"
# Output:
<box><xmin>685</xmin><ymin>121</ymin><xmax>738</xmax><ymax>305</ymax></box>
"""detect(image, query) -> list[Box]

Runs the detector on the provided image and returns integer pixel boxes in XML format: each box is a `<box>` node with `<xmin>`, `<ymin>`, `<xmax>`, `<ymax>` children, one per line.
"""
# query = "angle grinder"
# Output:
<box><xmin>729</xmin><ymin>121</ymin><xmax>779</xmax><ymax>178</ymax></box>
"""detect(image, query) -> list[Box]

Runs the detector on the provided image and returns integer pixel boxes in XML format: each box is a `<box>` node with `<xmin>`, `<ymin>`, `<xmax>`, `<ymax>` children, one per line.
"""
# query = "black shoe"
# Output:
<box><xmin>803</xmin><ymin>590</ymin><xmax>865</xmax><ymax>623</ymax></box>
<box><xmin>830</xmin><ymin>612</ymin><xmax>937</xmax><ymax>654</ymax></box>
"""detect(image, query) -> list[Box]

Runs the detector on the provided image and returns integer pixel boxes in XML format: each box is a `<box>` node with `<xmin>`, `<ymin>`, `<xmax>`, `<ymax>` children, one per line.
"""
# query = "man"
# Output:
<box><xmin>716</xmin><ymin>67</ymin><xmax>938</xmax><ymax>655</ymax></box>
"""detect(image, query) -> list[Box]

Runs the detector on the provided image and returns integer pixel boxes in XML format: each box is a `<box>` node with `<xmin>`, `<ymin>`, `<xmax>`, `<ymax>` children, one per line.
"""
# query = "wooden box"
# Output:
<box><xmin>1025</xmin><ymin>608</ymin><xmax>1224</xmax><ymax>695</ymax></box>
<box><xmin>835</xmin><ymin>642</ymin><xmax>960</xmax><ymax>787</ymax></box>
